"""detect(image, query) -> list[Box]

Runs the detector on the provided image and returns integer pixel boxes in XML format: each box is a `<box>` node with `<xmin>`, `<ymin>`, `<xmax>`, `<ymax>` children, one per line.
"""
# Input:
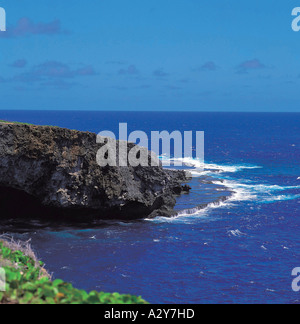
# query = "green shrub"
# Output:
<box><xmin>0</xmin><ymin>241</ymin><xmax>148</xmax><ymax>304</ymax></box>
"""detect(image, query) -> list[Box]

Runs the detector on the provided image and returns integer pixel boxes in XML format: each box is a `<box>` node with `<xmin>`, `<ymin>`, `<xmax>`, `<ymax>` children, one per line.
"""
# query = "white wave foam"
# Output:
<box><xmin>214</xmin><ymin>180</ymin><xmax>257</xmax><ymax>202</ymax></box>
<box><xmin>152</xmin><ymin>177</ymin><xmax>300</xmax><ymax>223</ymax></box>
<box><xmin>223</xmin><ymin>182</ymin><xmax>300</xmax><ymax>192</ymax></box>
<box><xmin>161</xmin><ymin>156</ymin><xmax>262</xmax><ymax>177</ymax></box>
<box><xmin>203</xmin><ymin>162</ymin><xmax>262</xmax><ymax>173</ymax></box>
<box><xmin>156</xmin><ymin>156</ymin><xmax>300</xmax><ymax>222</ymax></box>
<box><xmin>148</xmin><ymin>182</ymin><xmax>300</xmax><ymax>223</ymax></box>
<box><xmin>218</xmin><ymin>179</ymin><xmax>300</xmax><ymax>204</ymax></box>
<box><xmin>261</xmin><ymin>194</ymin><xmax>300</xmax><ymax>203</ymax></box>
<box><xmin>146</xmin><ymin>198</ymin><xmax>230</xmax><ymax>223</ymax></box>
<box><xmin>228</xmin><ymin>229</ymin><xmax>247</xmax><ymax>237</ymax></box>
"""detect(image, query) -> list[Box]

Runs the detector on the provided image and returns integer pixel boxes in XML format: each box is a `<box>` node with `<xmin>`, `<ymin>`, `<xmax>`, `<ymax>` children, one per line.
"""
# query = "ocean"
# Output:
<box><xmin>0</xmin><ymin>111</ymin><xmax>300</xmax><ymax>304</ymax></box>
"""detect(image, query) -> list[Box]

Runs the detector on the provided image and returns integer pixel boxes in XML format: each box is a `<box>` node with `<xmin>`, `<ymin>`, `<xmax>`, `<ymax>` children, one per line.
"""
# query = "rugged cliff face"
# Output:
<box><xmin>0</xmin><ymin>122</ymin><xmax>190</xmax><ymax>220</ymax></box>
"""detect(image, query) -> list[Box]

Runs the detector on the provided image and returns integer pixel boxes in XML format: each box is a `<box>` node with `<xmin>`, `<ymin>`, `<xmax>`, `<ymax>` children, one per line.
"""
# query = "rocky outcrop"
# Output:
<box><xmin>0</xmin><ymin>122</ymin><xmax>191</xmax><ymax>220</ymax></box>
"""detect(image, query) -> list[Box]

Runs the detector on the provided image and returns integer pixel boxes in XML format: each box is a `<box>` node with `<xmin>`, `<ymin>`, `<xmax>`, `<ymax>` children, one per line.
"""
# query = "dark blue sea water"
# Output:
<box><xmin>1</xmin><ymin>111</ymin><xmax>300</xmax><ymax>304</ymax></box>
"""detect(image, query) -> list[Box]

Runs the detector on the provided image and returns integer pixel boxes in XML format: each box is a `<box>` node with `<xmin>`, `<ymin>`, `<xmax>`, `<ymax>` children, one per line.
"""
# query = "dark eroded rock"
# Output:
<box><xmin>0</xmin><ymin>123</ymin><xmax>191</xmax><ymax>220</ymax></box>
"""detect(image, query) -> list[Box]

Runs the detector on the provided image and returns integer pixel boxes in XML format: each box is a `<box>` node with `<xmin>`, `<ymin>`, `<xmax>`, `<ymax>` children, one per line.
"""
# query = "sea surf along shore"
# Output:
<box><xmin>1</xmin><ymin>112</ymin><xmax>300</xmax><ymax>304</ymax></box>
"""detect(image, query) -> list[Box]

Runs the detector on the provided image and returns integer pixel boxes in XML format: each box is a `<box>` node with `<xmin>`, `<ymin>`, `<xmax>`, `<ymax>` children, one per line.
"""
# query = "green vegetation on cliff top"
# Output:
<box><xmin>0</xmin><ymin>239</ymin><xmax>148</xmax><ymax>305</ymax></box>
<box><xmin>0</xmin><ymin>120</ymin><xmax>34</xmax><ymax>125</ymax></box>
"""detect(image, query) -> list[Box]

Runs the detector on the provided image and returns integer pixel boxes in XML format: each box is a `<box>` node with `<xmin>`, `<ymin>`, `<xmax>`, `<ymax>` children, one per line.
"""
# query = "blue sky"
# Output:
<box><xmin>0</xmin><ymin>0</ymin><xmax>300</xmax><ymax>111</ymax></box>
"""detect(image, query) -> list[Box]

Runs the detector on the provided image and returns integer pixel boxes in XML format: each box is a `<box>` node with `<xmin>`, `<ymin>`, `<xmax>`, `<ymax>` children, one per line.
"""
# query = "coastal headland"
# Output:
<box><xmin>0</xmin><ymin>122</ymin><xmax>191</xmax><ymax>221</ymax></box>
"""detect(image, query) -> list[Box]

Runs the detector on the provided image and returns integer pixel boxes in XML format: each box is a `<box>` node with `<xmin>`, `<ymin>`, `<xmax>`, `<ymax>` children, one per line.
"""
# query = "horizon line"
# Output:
<box><xmin>1</xmin><ymin>109</ymin><xmax>300</xmax><ymax>113</ymax></box>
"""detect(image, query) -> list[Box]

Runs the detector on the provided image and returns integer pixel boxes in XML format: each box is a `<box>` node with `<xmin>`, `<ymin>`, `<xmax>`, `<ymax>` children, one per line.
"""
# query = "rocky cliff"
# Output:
<box><xmin>0</xmin><ymin>122</ymin><xmax>191</xmax><ymax>220</ymax></box>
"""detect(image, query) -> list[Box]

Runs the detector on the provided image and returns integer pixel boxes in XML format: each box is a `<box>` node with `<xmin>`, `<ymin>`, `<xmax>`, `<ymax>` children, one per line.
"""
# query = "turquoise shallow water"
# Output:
<box><xmin>1</xmin><ymin>111</ymin><xmax>300</xmax><ymax>304</ymax></box>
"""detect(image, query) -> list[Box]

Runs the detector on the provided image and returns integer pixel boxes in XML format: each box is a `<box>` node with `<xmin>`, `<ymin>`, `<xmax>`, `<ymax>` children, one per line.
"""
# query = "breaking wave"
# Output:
<box><xmin>160</xmin><ymin>156</ymin><xmax>262</xmax><ymax>177</ymax></box>
<box><xmin>155</xmin><ymin>156</ymin><xmax>300</xmax><ymax>222</ymax></box>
